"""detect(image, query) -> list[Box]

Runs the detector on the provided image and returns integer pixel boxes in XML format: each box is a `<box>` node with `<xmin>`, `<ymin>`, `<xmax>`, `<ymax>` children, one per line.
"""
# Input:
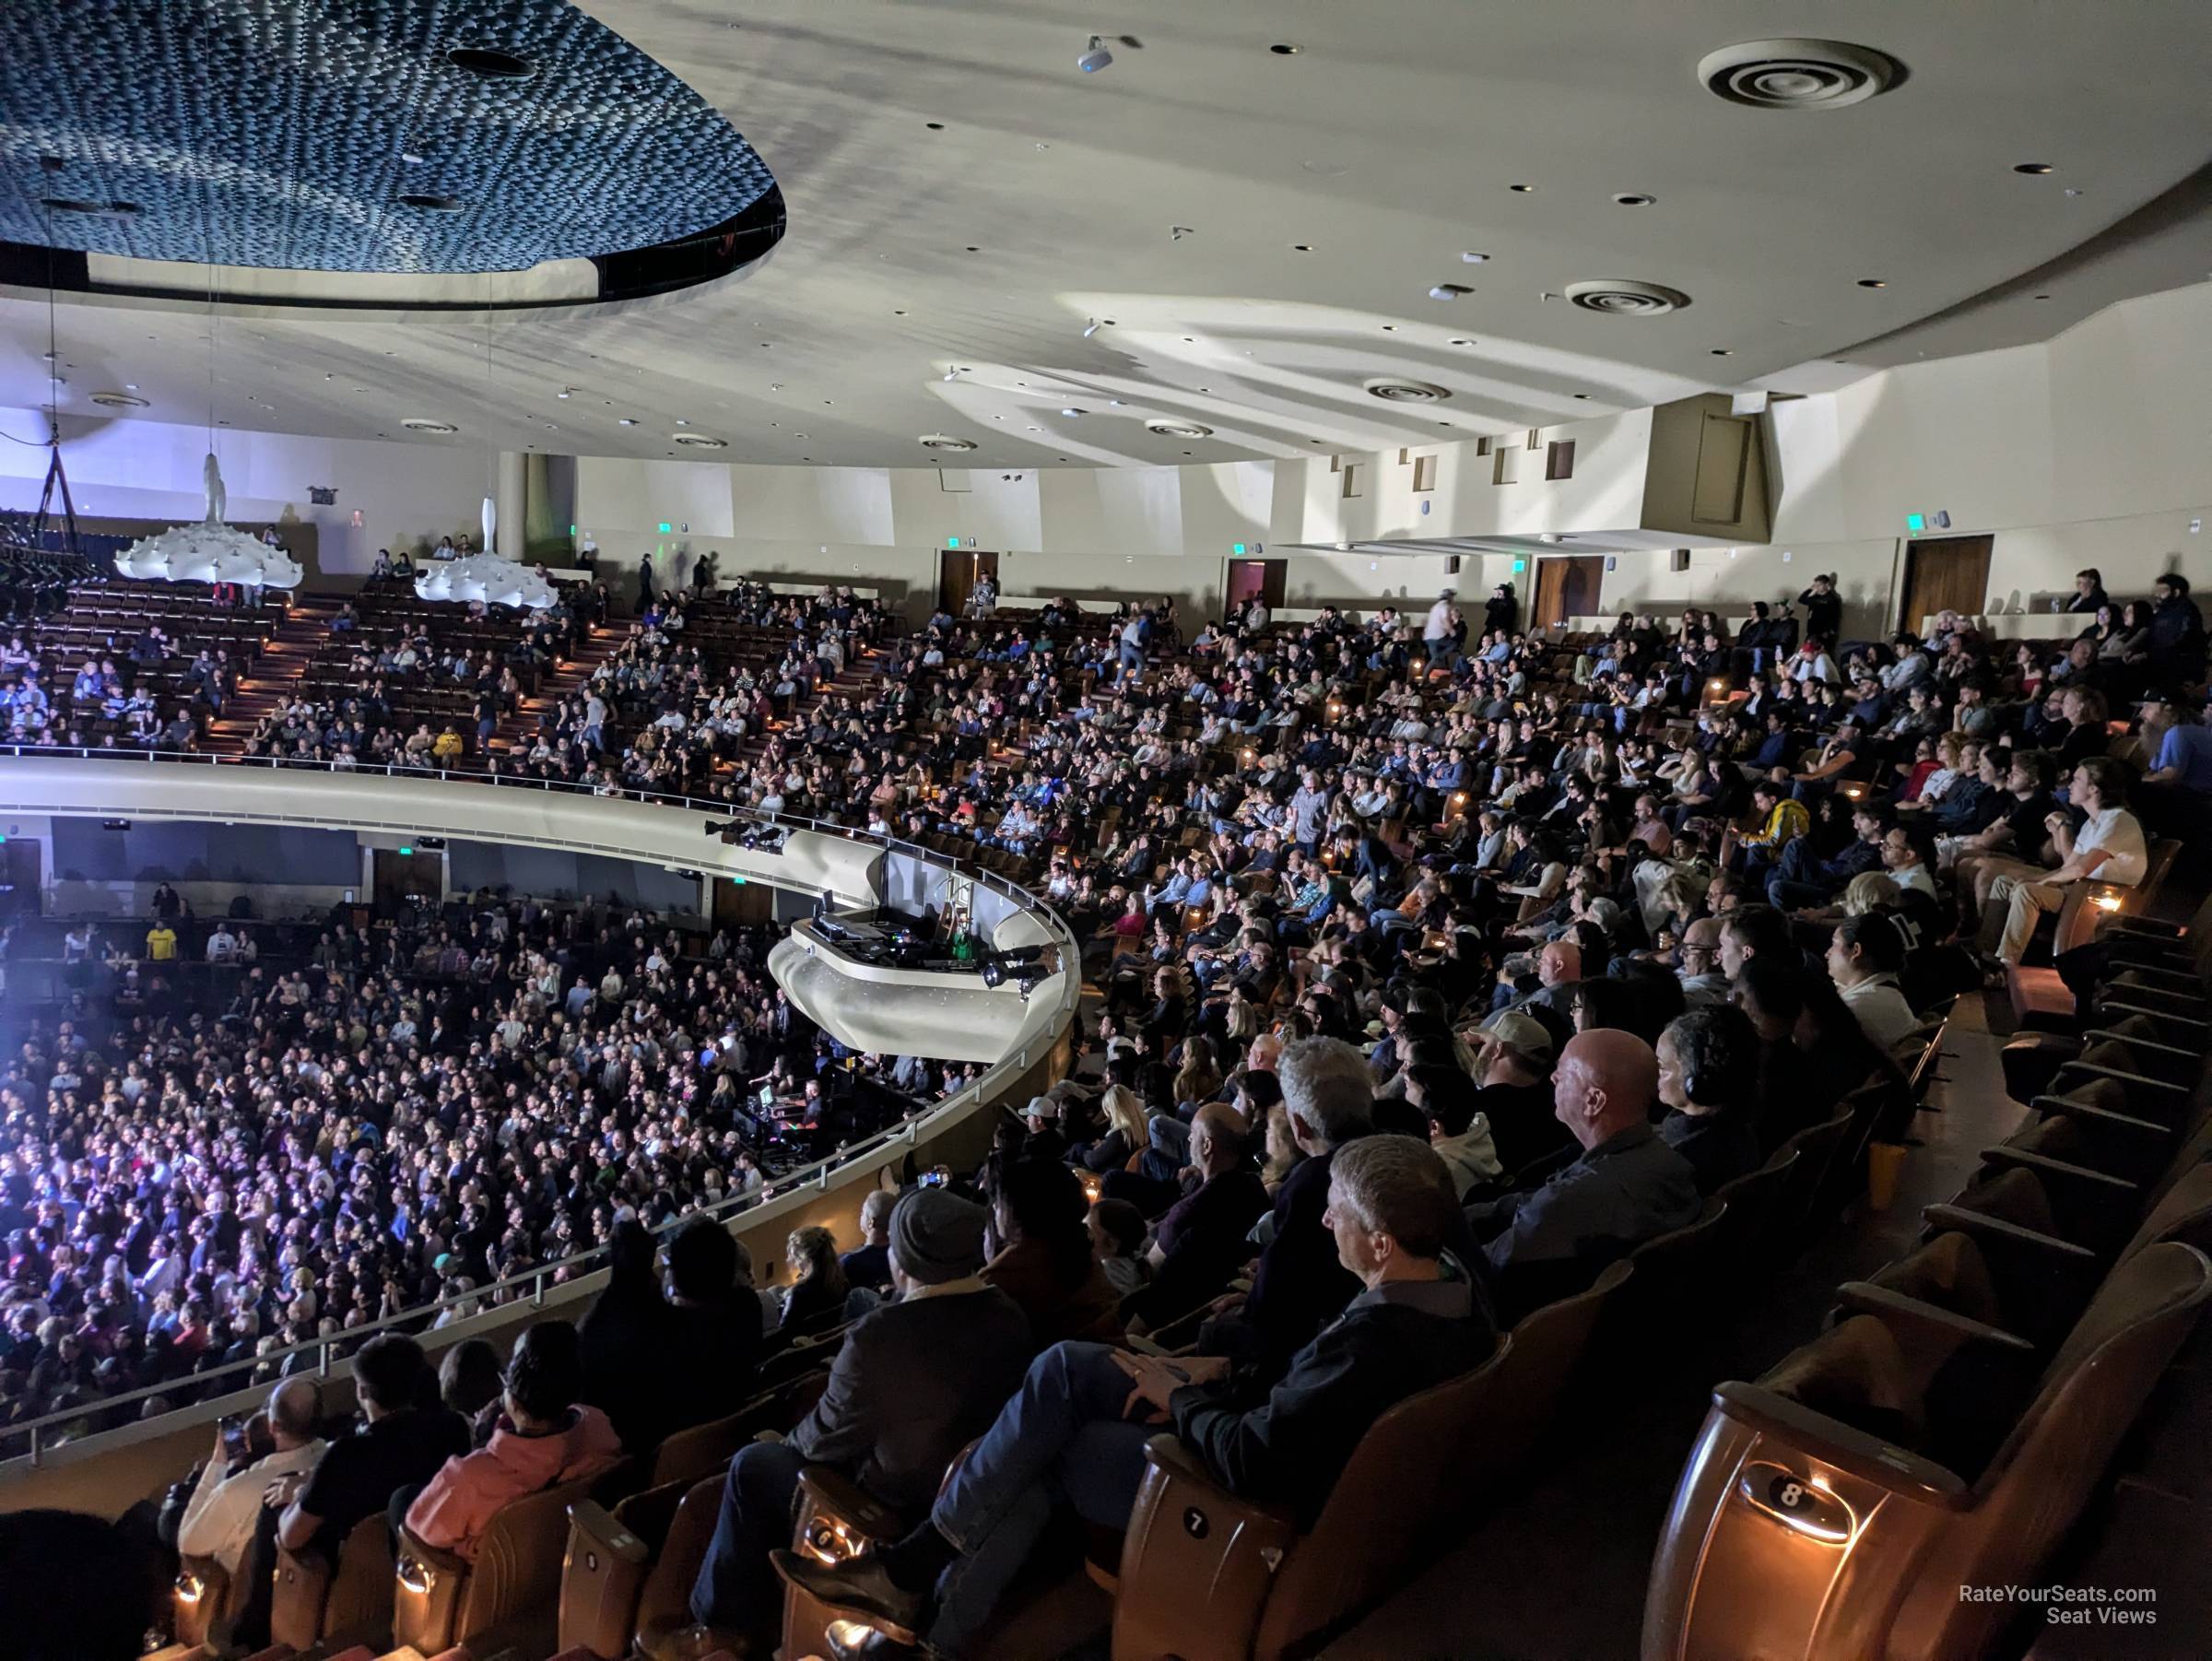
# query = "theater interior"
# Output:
<box><xmin>3</xmin><ymin>4</ymin><xmax>2212</xmax><ymax>1660</ymax></box>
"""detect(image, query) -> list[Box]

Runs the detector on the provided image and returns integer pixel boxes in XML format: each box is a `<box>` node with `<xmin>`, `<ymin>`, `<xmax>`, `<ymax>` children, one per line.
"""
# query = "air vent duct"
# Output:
<box><xmin>1146</xmin><ymin>418</ymin><xmax>1215</xmax><ymax>438</ymax></box>
<box><xmin>671</xmin><ymin>433</ymin><xmax>728</xmax><ymax>449</ymax></box>
<box><xmin>918</xmin><ymin>434</ymin><xmax>978</xmax><ymax>452</ymax></box>
<box><xmin>1698</xmin><ymin>39</ymin><xmax>1904</xmax><ymax>111</ymax></box>
<box><xmin>1362</xmin><ymin>379</ymin><xmax>1452</xmax><ymax>404</ymax></box>
<box><xmin>400</xmin><ymin>418</ymin><xmax>459</xmax><ymax>434</ymax></box>
<box><xmin>1563</xmin><ymin>280</ymin><xmax>1692</xmax><ymax>317</ymax></box>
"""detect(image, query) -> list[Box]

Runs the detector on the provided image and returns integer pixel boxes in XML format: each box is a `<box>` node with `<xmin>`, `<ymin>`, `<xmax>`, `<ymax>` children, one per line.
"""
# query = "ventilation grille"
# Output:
<box><xmin>1146</xmin><ymin>418</ymin><xmax>1215</xmax><ymax>438</ymax></box>
<box><xmin>1563</xmin><ymin>279</ymin><xmax>1692</xmax><ymax>317</ymax></box>
<box><xmin>671</xmin><ymin>433</ymin><xmax>728</xmax><ymax>449</ymax></box>
<box><xmin>1363</xmin><ymin>378</ymin><xmax>1452</xmax><ymax>404</ymax></box>
<box><xmin>1698</xmin><ymin>39</ymin><xmax>1904</xmax><ymax>111</ymax></box>
<box><xmin>400</xmin><ymin>418</ymin><xmax>458</xmax><ymax>434</ymax></box>
<box><xmin>918</xmin><ymin>434</ymin><xmax>977</xmax><ymax>452</ymax></box>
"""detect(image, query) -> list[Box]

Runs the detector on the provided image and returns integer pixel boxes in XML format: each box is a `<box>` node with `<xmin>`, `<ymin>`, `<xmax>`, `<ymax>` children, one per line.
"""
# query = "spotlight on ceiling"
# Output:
<box><xmin>943</xmin><ymin>366</ymin><xmax>963</xmax><ymax>383</ymax></box>
<box><xmin>1078</xmin><ymin>34</ymin><xmax>1113</xmax><ymax>73</ymax></box>
<box><xmin>1430</xmin><ymin>283</ymin><xmax>1474</xmax><ymax>300</ymax></box>
<box><xmin>1082</xmin><ymin>318</ymin><xmax>1100</xmax><ymax>338</ymax></box>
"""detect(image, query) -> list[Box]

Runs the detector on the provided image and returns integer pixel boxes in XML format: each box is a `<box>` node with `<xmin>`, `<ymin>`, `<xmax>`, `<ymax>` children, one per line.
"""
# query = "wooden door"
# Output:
<box><xmin>1531</xmin><ymin>555</ymin><xmax>1606</xmax><ymax>630</ymax></box>
<box><xmin>1225</xmin><ymin>559</ymin><xmax>1287</xmax><ymax>615</ymax></box>
<box><xmin>371</xmin><ymin>848</ymin><xmax>442</xmax><ymax>915</ymax></box>
<box><xmin>935</xmin><ymin>549</ymin><xmax>1000</xmax><ymax>612</ymax></box>
<box><xmin>713</xmin><ymin>875</ymin><xmax>773</xmax><ymax>930</ymax></box>
<box><xmin>0</xmin><ymin>837</ymin><xmax>39</xmax><ymax>918</ymax></box>
<box><xmin>1899</xmin><ymin>536</ymin><xmax>1993</xmax><ymax>634</ymax></box>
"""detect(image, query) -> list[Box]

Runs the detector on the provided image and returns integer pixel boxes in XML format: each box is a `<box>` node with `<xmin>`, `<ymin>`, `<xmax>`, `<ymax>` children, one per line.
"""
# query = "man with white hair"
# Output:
<box><xmin>176</xmin><ymin>1375</ymin><xmax>326</xmax><ymax>1577</ymax></box>
<box><xmin>1206</xmin><ymin>1036</ymin><xmax>1374</xmax><ymax>1372</ymax></box>
<box><xmin>777</xmin><ymin>1137</ymin><xmax>1497</xmax><ymax>1657</ymax></box>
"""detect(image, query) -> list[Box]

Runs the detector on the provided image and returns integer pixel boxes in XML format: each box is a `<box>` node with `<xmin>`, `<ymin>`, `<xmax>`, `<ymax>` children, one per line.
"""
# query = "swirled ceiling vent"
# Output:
<box><xmin>0</xmin><ymin>0</ymin><xmax>782</xmax><ymax>307</ymax></box>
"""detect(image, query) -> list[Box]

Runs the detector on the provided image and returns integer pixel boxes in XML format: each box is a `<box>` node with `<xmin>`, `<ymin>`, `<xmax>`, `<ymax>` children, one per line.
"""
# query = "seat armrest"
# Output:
<box><xmin>2106</xmin><ymin>917</ymin><xmax>2183</xmax><ymax>940</ymax></box>
<box><xmin>2097</xmin><ymin>1000</ymin><xmax>2210</xmax><ymax>1036</ymax></box>
<box><xmin>1711</xmin><ymin>1383</ymin><xmax>1972</xmax><ymax>1508</ymax></box>
<box><xmin>392</xmin><ymin>1526</ymin><xmax>469</xmax><ymax>1656</ymax></box>
<box><xmin>2108</xmin><ymin>962</ymin><xmax>2203</xmax><ymax>988</ymax></box>
<box><xmin>2029</xmin><ymin>1095</ymin><xmax>2176</xmax><ymax>1136</ymax></box>
<box><xmin>1832</xmin><ymin>1282</ymin><xmax>2039</xmax><ymax>1355</ymax></box>
<box><xmin>568</xmin><ymin>1501</ymin><xmax>648</xmax><ymax>1567</ymax></box>
<box><xmin>1979</xmin><ymin>1146</ymin><xmax>2143</xmax><ymax>1197</ymax></box>
<box><xmin>1112</xmin><ymin>1435</ymin><xmax>1298</xmax><ymax>1661</ymax></box>
<box><xmin>2082</xmin><ymin>1030</ymin><xmax>2202</xmax><ymax>1063</ymax></box>
<box><xmin>1921</xmin><ymin>1203</ymin><xmax>2099</xmax><ymax>1260</ymax></box>
<box><xmin>2053</xmin><ymin>1062</ymin><xmax>2190</xmax><ymax>1098</ymax></box>
<box><xmin>794</xmin><ymin>1466</ymin><xmax>905</xmax><ymax>1545</ymax></box>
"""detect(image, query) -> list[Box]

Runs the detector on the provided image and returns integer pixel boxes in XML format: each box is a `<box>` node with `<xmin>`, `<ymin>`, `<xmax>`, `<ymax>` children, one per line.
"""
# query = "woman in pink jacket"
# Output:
<box><xmin>405</xmin><ymin>1321</ymin><xmax>624</xmax><ymax>1561</ymax></box>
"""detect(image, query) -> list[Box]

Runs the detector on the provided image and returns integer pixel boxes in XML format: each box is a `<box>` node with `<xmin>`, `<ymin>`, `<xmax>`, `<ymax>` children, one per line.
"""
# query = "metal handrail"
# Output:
<box><xmin>0</xmin><ymin>745</ymin><xmax>1080</xmax><ymax>1463</ymax></box>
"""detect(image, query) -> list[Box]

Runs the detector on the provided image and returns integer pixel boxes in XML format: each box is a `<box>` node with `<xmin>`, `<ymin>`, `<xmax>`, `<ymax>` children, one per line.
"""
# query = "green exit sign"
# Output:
<box><xmin>1905</xmin><ymin>512</ymin><xmax>1925</xmax><ymax>534</ymax></box>
<box><xmin>657</xmin><ymin>522</ymin><xmax>674</xmax><ymax>534</ymax></box>
<box><xmin>1512</xmin><ymin>558</ymin><xmax>1527</xmax><ymax>573</ymax></box>
<box><xmin>1231</xmin><ymin>542</ymin><xmax>1247</xmax><ymax>556</ymax></box>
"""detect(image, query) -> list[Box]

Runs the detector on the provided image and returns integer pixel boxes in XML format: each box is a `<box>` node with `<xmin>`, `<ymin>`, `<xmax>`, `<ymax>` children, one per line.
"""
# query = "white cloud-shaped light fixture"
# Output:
<box><xmin>415</xmin><ymin>553</ymin><xmax>556</xmax><ymax>610</ymax></box>
<box><xmin>114</xmin><ymin>453</ymin><xmax>304</xmax><ymax>588</ymax></box>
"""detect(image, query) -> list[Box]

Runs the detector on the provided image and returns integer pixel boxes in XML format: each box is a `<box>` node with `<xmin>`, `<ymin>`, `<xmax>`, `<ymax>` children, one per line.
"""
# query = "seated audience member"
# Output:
<box><xmin>980</xmin><ymin>1156</ymin><xmax>1124</xmax><ymax>1346</ymax></box>
<box><xmin>1676</xmin><ymin>917</ymin><xmax>1732</xmax><ymax>1007</ymax></box>
<box><xmin>404</xmin><ymin>1322</ymin><xmax>621</xmax><ymax>1561</ymax></box>
<box><xmin>1124</xmin><ymin>1101</ymin><xmax>1265</xmax><ymax>1333</ymax></box>
<box><xmin>774</xmin><ymin>1137</ymin><xmax>1498</xmax><ymax>1655</ymax></box>
<box><xmin>777</xmin><ymin>1224</ymin><xmax>853</xmax><ymax>1339</ymax></box>
<box><xmin>688</xmin><ymin>1189</ymin><xmax>1033</xmax><ymax>1650</ymax></box>
<box><xmin>840</xmin><ymin>1189</ymin><xmax>899</xmax><ymax>1293</ymax></box>
<box><xmin>2137</xmin><ymin>695</ymin><xmax>2212</xmax><ymax>835</ymax></box>
<box><xmin>1980</xmin><ymin>757</ymin><xmax>2147</xmax><ymax>967</ymax></box>
<box><xmin>237</xmin><ymin>1336</ymin><xmax>468</xmax><ymax>1646</ymax></box>
<box><xmin>0</xmin><ymin>1510</ymin><xmax>158</xmax><ymax>1661</ymax></box>
<box><xmin>1469</xmin><ymin>1010</ymin><xmax>1572</xmax><ymax>1175</ymax></box>
<box><xmin>1205</xmin><ymin>1037</ymin><xmax>1373</xmax><ymax>1372</ymax></box>
<box><xmin>1088</xmin><ymin>1197</ymin><xmax>1153</xmax><ymax>1298</ymax></box>
<box><xmin>579</xmin><ymin>1219</ymin><xmax>677</xmax><ymax>1454</ymax></box>
<box><xmin>1467</xmin><ymin>1030</ymin><xmax>1700</xmax><ymax>1312</ymax></box>
<box><xmin>1766</xmin><ymin>800</ymin><xmax>1888</xmax><ymax>913</ymax></box>
<box><xmin>1825</xmin><ymin>913</ymin><xmax>1920</xmax><ymax>1051</ymax></box>
<box><xmin>440</xmin><ymin>1339</ymin><xmax>504</xmax><ymax>1423</ymax></box>
<box><xmin>1653</xmin><ymin>1008</ymin><xmax>1764</xmax><ymax>1194</ymax></box>
<box><xmin>1406</xmin><ymin>1060</ymin><xmax>1504</xmax><ymax>1198</ymax></box>
<box><xmin>177</xmin><ymin>1377</ymin><xmax>326</xmax><ymax>1579</ymax></box>
<box><xmin>663</xmin><ymin>1214</ymin><xmax>766</xmax><ymax>1431</ymax></box>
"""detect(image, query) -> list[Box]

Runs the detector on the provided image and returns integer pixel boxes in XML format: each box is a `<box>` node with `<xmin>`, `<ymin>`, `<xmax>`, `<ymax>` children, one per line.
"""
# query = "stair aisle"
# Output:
<box><xmin>199</xmin><ymin>593</ymin><xmax>347</xmax><ymax>756</ymax></box>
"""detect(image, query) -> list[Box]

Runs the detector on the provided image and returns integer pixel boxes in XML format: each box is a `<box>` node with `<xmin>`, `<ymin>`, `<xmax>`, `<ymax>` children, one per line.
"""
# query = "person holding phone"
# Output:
<box><xmin>175</xmin><ymin>1377</ymin><xmax>326</xmax><ymax>1579</ymax></box>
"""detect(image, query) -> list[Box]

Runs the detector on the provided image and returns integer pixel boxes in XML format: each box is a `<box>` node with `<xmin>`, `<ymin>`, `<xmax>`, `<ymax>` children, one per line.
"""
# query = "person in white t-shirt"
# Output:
<box><xmin>1987</xmin><ymin>757</ymin><xmax>2148</xmax><ymax>966</ymax></box>
<box><xmin>1422</xmin><ymin>590</ymin><xmax>1459</xmax><ymax>670</ymax></box>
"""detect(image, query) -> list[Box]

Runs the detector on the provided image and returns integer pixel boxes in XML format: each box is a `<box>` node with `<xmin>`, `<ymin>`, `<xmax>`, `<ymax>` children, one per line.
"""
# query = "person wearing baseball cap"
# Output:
<box><xmin>687</xmin><ymin>1187</ymin><xmax>1032</xmax><ymax>1650</ymax></box>
<box><xmin>1471</xmin><ymin>1010</ymin><xmax>1571</xmax><ymax>1174</ymax></box>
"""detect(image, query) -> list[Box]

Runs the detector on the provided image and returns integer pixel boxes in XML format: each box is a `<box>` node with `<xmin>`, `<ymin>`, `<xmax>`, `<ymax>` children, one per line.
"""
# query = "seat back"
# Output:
<box><xmin>1604</xmin><ymin>1196</ymin><xmax>1730</xmax><ymax>1355</ymax></box>
<box><xmin>1248</xmin><ymin>1336</ymin><xmax>1525</xmax><ymax>1659</ymax></box>
<box><xmin>629</xmin><ymin>1474</ymin><xmax>726</xmax><ymax>1658</ymax></box>
<box><xmin>1711</xmin><ymin>1149</ymin><xmax>1797</xmax><ymax>1266</ymax></box>
<box><xmin>1476</xmin><ymin>1259</ymin><xmax>1632</xmax><ymax>1456</ymax></box>
<box><xmin>270</xmin><ymin>1514</ymin><xmax>393</xmax><ymax>1652</ymax></box>
<box><xmin>1769</xmin><ymin>1109</ymin><xmax>1853</xmax><ymax>1244</ymax></box>
<box><xmin>1889</xmin><ymin>1242</ymin><xmax>2212</xmax><ymax>1660</ymax></box>
<box><xmin>170</xmin><ymin>1552</ymin><xmax>238</xmax><ymax>1652</ymax></box>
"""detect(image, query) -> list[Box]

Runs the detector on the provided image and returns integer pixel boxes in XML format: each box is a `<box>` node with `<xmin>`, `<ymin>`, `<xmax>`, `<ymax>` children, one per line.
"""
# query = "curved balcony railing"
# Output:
<box><xmin>0</xmin><ymin>744</ymin><xmax>1080</xmax><ymax>1469</ymax></box>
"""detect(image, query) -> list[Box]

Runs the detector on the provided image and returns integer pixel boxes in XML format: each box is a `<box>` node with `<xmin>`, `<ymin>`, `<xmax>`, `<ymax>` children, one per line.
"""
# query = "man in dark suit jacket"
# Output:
<box><xmin>688</xmin><ymin>1189</ymin><xmax>1031</xmax><ymax>1650</ymax></box>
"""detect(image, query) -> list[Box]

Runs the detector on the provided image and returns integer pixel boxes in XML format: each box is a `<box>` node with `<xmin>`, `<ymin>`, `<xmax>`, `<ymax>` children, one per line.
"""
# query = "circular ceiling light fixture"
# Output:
<box><xmin>919</xmin><ymin>434</ymin><xmax>978</xmax><ymax>452</ymax></box>
<box><xmin>1857</xmin><ymin>277</ymin><xmax>1888</xmax><ymax>289</ymax></box>
<box><xmin>671</xmin><ymin>433</ymin><xmax>728</xmax><ymax>448</ymax></box>
<box><xmin>38</xmin><ymin>196</ymin><xmax>139</xmax><ymax>217</ymax></box>
<box><xmin>399</xmin><ymin>194</ymin><xmax>463</xmax><ymax>211</ymax></box>
<box><xmin>1563</xmin><ymin>278</ymin><xmax>1692</xmax><ymax>316</ymax></box>
<box><xmin>90</xmin><ymin>392</ymin><xmax>149</xmax><ymax>409</ymax></box>
<box><xmin>1363</xmin><ymin>378</ymin><xmax>1453</xmax><ymax>404</ymax></box>
<box><xmin>1613</xmin><ymin>193</ymin><xmax>1657</xmax><ymax>206</ymax></box>
<box><xmin>1698</xmin><ymin>38</ymin><xmax>1904</xmax><ymax>111</ymax></box>
<box><xmin>1146</xmin><ymin>418</ymin><xmax>1215</xmax><ymax>438</ymax></box>
<box><xmin>1269</xmin><ymin>42</ymin><xmax>1302</xmax><ymax>54</ymax></box>
<box><xmin>400</xmin><ymin>418</ymin><xmax>459</xmax><ymax>434</ymax></box>
<box><xmin>2014</xmin><ymin>162</ymin><xmax>2055</xmax><ymax>175</ymax></box>
<box><xmin>446</xmin><ymin>45</ymin><xmax>536</xmax><ymax>79</ymax></box>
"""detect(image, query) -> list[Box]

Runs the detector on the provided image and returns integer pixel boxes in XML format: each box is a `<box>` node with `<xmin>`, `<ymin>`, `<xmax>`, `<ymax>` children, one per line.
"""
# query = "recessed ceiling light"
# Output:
<box><xmin>1429</xmin><ymin>284</ymin><xmax>1473</xmax><ymax>300</ymax></box>
<box><xmin>1291</xmin><ymin>243</ymin><xmax>1312</xmax><ymax>252</ymax></box>
<box><xmin>1448</xmin><ymin>337</ymin><xmax>1473</xmax><ymax>346</ymax></box>
<box><xmin>2013</xmin><ymin>162</ymin><xmax>2054</xmax><ymax>174</ymax></box>
<box><xmin>556</xmin><ymin>389</ymin><xmax>572</xmax><ymax>398</ymax></box>
<box><xmin>925</xmin><ymin>121</ymin><xmax>946</xmax><ymax>130</ymax></box>
<box><xmin>1269</xmin><ymin>42</ymin><xmax>1302</xmax><ymax>55</ymax></box>
<box><xmin>1061</xmin><ymin>407</ymin><xmax>1084</xmax><ymax>417</ymax></box>
<box><xmin>1461</xmin><ymin>252</ymin><xmax>1489</xmax><ymax>265</ymax></box>
<box><xmin>1612</xmin><ymin>193</ymin><xmax>1657</xmax><ymax>206</ymax></box>
<box><xmin>1698</xmin><ymin>39</ymin><xmax>1903</xmax><ymax>111</ymax></box>
<box><xmin>1572</xmin><ymin>393</ymin><xmax>1591</xmax><ymax>400</ymax></box>
<box><xmin>447</xmin><ymin>45</ymin><xmax>535</xmax><ymax>79</ymax></box>
<box><xmin>1857</xmin><ymin>278</ymin><xmax>1887</xmax><ymax>289</ymax></box>
<box><xmin>124</xmin><ymin>383</ymin><xmax>137</xmax><ymax>390</ymax></box>
<box><xmin>400</xmin><ymin>150</ymin><xmax>427</xmax><ymax>165</ymax></box>
<box><xmin>1381</xmin><ymin>324</ymin><xmax>1396</xmax><ymax>332</ymax></box>
<box><xmin>893</xmin><ymin>309</ymin><xmax>907</xmax><ymax>315</ymax></box>
<box><xmin>1508</xmin><ymin>183</ymin><xmax>1535</xmax><ymax>193</ymax></box>
<box><xmin>964</xmin><ymin>245</ymin><xmax>980</xmax><ymax>253</ymax></box>
<box><xmin>618</xmin><ymin>418</ymin><xmax>637</xmax><ymax>426</ymax></box>
<box><xmin>2034</xmin><ymin>292</ymin><xmax>2053</xmax><ymax>300</ymax></box>
<box><xmin>1710</xmin><ymin>348</ymin><xmax>1734</xmax><ymax>356</ymax></box>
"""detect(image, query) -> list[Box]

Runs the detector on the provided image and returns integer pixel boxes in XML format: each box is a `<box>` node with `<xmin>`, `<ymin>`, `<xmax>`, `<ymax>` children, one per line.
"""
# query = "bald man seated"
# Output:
<box><xmin>1465</xmin><ymin>1029</ymin><xmax>1701</xmax><ymax>1316</ymax></box>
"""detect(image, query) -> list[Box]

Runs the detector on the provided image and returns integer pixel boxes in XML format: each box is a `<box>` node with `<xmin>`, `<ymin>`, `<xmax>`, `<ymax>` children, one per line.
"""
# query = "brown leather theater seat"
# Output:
<box><xmin>392</xmin><ymin>1460</ymin><xmax>630</xmax><ymax>1657</ymax></box>
<box><xmin>268</xmin><ymin>1513</ymin><xmax>394</xmax><ymax>1653</ymax></box>
<box><xmin>1643</xmin><ymin>1241</ymin><xmax>2211</xmax><ymax>1661</ymax></box>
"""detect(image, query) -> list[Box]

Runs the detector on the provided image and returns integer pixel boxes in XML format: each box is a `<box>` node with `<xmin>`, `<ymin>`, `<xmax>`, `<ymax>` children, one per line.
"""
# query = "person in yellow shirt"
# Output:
<box><xmin>431</xmin><ymin>724</ymin><xmax>465</xmax><ymax>764</ymax></box>
<box><xmin>1727</xmin><ymin>777</ymin><xmax>1811</xmax><ymax>887</ymax></box>
<box><xmin>146</xmin><ymin>923</ymin><xmax>178</xmax><ymax>961</ymax></box>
